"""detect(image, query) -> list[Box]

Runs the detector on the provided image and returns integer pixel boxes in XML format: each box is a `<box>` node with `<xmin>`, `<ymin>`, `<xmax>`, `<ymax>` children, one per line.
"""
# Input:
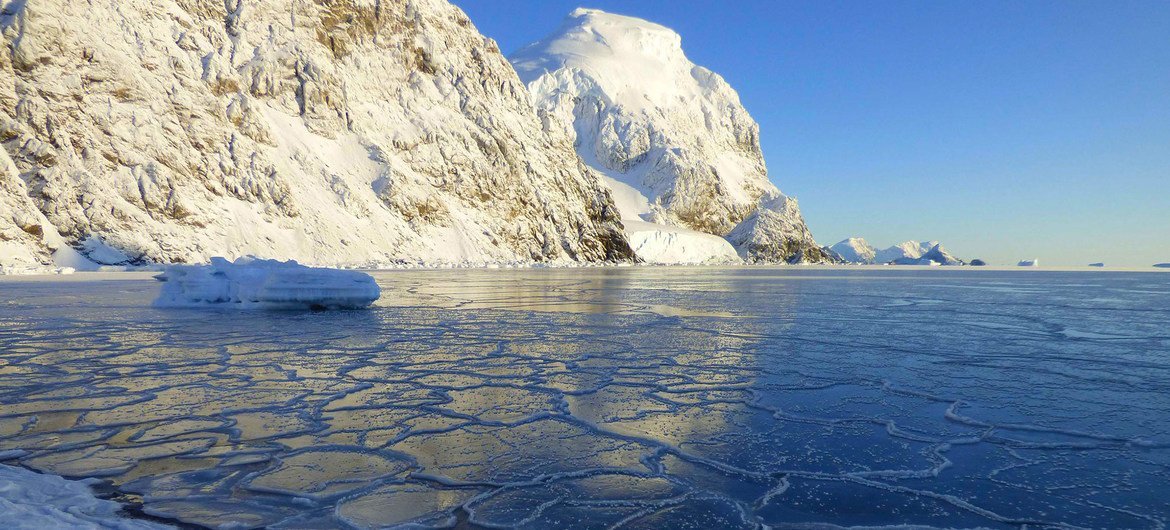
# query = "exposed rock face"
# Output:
<box><xmin>0</xmin><ymin>147</ymin><xmax>54</xmax><ymax>267</ymax></box>
<box><xmin>726</xmin><ymin>195</ymin><xmax>837</xmax><ymax>264</ymax></box>
<box><xmin>511</xmin><ymin>8</ymin><xmax>831</xmax><ymax>264</ymax></box>
<box><xmin>0</xmin><ymin>0</ymin><xmax>633</xmax><ymax>267</ymax></box>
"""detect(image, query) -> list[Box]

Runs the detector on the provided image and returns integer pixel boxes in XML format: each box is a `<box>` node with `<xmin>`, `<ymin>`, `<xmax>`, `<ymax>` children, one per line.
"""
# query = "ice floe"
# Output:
<box><xmin>0</xmin><ymin>464</ymin><xmax>168</xmax><ymax>529</ymax></box>
<box><xmin>153</xmin><ymin>256</ymin><xmax>380</xmax><ymax>309</ymax></box>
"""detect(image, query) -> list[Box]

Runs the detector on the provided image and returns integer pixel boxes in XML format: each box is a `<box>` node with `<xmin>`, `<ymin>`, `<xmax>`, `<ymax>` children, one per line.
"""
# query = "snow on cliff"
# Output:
<box><xmin>511</xmin><ymin>8</ymin><xmax>832</xmax><ymax>264</ymax></box>
<box><xmin>0</xmin><ymin>0</ymin><xmax>633</xmax><ymax>269</ymax></box>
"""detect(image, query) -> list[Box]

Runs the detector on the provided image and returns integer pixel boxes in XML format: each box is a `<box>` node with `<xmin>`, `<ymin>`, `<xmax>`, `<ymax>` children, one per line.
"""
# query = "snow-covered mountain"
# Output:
<box><xmin>833</xmin><ymin>238</ymin><xmax>965</xmax><ymax>265</ymax></box>
<box><xmin>877</xmin><ymin>241</ymin><xmax>963</xmax><ymax>265</ymax></box>
<box><xmin>0</xmin><ymin>0</ymin><xmax>634</xmax><ymax>269</ymax></box>
<box><xmin>830</xmin><ymin>238</ymin><xmax>878</xmax><ymax>264</ymax></box>
<box><xmin>511</xmin><ymin>8</ymin><xmax>833</xmax><ymax>264</ymax></box>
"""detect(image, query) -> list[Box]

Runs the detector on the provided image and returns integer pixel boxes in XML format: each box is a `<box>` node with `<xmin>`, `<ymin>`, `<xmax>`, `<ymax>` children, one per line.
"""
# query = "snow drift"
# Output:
<box><xmin>624</xmin><ymin>221</ymin><xmax>739</xmax><ymax>265</ymax></box>
<box><xmin>154</xmin><ymin>257</ymin><xmax>380</xmax><ymax>310</ymax></box>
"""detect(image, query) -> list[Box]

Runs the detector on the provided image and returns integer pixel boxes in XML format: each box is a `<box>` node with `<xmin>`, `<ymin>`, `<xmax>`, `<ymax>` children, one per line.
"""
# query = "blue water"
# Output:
<box><xmin>1</xmin><ymin>268</ymin><xmax>1168</xmax><ymax>529</ymax></box>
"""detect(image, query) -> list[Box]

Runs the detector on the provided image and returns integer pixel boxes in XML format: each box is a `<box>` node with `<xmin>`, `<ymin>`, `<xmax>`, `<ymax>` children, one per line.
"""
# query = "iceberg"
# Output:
<box><xmin>1089</xmin><ymin>263</ymin><xmax>1105</xmax><ymax>267</ymax></box>
<box><xmin>1155</xmin><ymin>263</ymin><xmax>1170</xmax><ymax>269</ymax></box>
<box><xmin>1018</xmin><ymin>259</ymin><xmax>1039</xmax><ymax>267</ymax></box>
<box><xmin>154</xmin><ymin>257</ymin><xmax>380</xmax><ymax>310</ymax></box>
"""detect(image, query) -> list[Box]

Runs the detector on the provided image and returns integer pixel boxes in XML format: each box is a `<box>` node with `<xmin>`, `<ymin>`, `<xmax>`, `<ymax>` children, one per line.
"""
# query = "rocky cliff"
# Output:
<box><xmin>0</xmin><ymin>0</ymin><xmax>634</xmax><ymax>268</ymax></box>
<box><xmin>511</xmin><ymin>8</ymin><xmax>833</xmax><ymax>264</ymax></box>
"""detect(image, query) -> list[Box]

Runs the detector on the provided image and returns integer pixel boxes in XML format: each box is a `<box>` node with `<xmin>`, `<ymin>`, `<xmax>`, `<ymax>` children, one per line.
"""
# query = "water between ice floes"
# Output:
<box><xmin>0</xmin><ymin>268</ymin><xmax>1168</xmax><ymax>529</ymax></box>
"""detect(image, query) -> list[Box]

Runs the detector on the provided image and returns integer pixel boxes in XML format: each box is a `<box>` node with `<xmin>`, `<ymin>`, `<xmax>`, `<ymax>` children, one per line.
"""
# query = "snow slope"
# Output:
<box><xmin>512</xmin><ymin>8</ymin><xmax>832</xmax><ymax>264</ymax></box>
<box><xmin>0</xmin><ymin>0</ymin><xmax>633</xmax><ymax>269</ymax></box>
<box><xmin>624</xmin><ymin>221</ymin><xmax>739</xmax><ymax>265</ymax></box>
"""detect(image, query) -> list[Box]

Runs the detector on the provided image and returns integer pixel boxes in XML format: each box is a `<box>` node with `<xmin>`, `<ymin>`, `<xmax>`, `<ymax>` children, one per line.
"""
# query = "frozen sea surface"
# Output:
<box><xmin>1</xmin><ymin>268</ymin><xmax>1168</xmax><ymax>529</ymax></box>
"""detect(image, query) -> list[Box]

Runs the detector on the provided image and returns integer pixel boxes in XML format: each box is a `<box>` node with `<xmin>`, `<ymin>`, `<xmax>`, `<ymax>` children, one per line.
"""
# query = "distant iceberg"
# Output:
<box><xmin>1155</xmin><ymin>263</ymin><xmax>1170</xmax><ymax>269</ymax></box>
<box><xmin>154</xmin><ymin>257</ymin><xmax>380</xmax><ymax>310</ymax></box>
<box><xmin>1018</xmin><ymin>259</ymin><xmax>1039</xmax><ymax>267</ymax></box>
<box><xmin>1089</xmin><ymin>262</ymin><xmax>1105</xmax><ymax>267</ymax></box>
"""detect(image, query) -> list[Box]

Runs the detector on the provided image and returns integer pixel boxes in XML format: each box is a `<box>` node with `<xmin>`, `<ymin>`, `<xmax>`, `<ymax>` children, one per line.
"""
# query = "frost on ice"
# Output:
<box><xmin>153</xmin><ymin>257</ymin><xmax>380</xmax><ymax>309</ymax></box>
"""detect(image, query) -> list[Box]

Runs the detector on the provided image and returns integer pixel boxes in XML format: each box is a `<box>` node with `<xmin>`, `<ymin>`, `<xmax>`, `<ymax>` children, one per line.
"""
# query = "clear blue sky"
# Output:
<box><xmin>452</xmin><ymin>1</ymin><xmax>1170</xmax><ymax>267</ymax></box>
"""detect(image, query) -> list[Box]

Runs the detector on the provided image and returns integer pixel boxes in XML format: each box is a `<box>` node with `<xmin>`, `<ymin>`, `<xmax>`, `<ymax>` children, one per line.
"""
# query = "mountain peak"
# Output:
<box><xmin>511</xmin><ymin>9</ymin><xmax>694</xmax><ymax>112</ymax></box>
<box><xmin>562</xmin><ymin>8</ymin><xmax>683</xmax><ymax>52</ymax></box>
<box><xmin>512</xmin><ymin>10</ymin><xmax>833</xmax><ymax>264</ymax></box>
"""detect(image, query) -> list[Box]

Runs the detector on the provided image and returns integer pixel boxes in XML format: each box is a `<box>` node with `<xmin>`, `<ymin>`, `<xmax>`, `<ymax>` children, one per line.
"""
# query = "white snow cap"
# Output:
<box><xmin>512</xmin><ymin>8</ymin><xmax>698</xmax><ymax>113</ymax></box>
<box><xmin>154</xmin><ymin>257</ymin><xmax>380</xmax><ymax>310</ymax></box>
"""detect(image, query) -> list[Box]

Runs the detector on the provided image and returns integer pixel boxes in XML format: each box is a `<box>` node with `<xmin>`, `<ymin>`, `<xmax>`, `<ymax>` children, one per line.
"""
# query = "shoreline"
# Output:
<box><xmin>2</xmin><ymin>263</ymin><xmax>1168</xmax><ymax>281</ymax></box>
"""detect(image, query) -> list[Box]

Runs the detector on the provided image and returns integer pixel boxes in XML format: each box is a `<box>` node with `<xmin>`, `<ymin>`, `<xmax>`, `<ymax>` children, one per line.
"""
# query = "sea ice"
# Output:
<box><xmin>0</xmin><ymin>464</ymin><xmax>167</xmax><ymax>529</ymax></box>
<box><xmin>3</xmin><ymin>268</ymin><xmax>1168</xmax><ymax>528</ymax></box>
<box><xmin>153</xmin><ymin>256</ymin><xmax>380</xmax><ymax>309</ymax></box>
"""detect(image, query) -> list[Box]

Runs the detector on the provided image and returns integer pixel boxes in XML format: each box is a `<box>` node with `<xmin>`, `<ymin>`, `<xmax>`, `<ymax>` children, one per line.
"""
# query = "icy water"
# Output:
<box><xmin>1</xmin><ymin>268</ymin><xmax>1169</xmax><ymax>529</ymax></box>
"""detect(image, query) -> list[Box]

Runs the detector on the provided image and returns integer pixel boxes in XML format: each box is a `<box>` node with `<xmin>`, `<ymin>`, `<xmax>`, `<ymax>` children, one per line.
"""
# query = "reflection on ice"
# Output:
<box><xmin>0</xmin><ymin>268</ymin><xmax>1168</xmax><ymax>528</ymax></box>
